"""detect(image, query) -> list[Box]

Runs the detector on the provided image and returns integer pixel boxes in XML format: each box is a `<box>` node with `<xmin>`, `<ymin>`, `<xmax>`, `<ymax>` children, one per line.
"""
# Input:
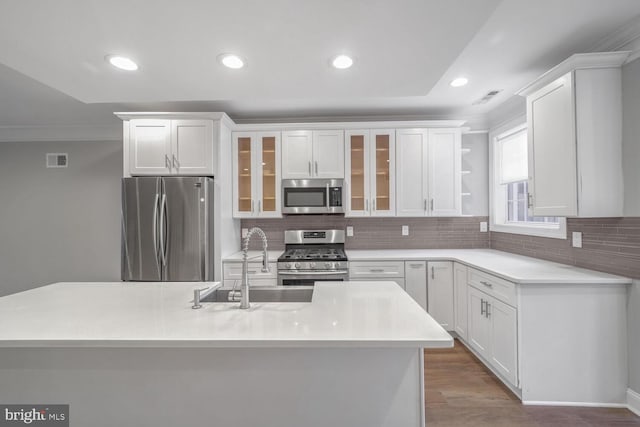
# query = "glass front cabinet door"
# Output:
<box><xmin>345</xmin><ymin>129</ymin><xmax>395</xmax><ymax>217</ymax></box>
<box><xmin>232</xmin><ymin>132</ymin><xmax>281</xmax><ymax>218</ymax></box>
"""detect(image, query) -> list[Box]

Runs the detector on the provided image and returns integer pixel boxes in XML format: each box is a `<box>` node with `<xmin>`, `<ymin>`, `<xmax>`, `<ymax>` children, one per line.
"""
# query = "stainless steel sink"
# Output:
<box><xmin>200</xmin><ymin>286</ymin><xmax>314</xmax><ymax>303</ymax></box>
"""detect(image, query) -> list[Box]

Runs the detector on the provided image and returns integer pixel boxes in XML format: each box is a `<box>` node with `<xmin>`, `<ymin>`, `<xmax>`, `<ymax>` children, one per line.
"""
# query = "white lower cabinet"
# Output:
<box><xmin>427</xmin><ymin>261</ymin><xmax>454</xmax><ymax>331</ymax></box>
<box><xmin>453</xmin><ymin>263</ymin><xmax>468</xmax><ymax>340</ymax></box>
<box><xmin>404</xmin><ymin>261</ymin><xmax>427</xmax><ymax>310</ymax></box>
<box><xmin>467</xmin><ymin>270</ymin><xmax>518</xmax><ymax>388</ymax></box>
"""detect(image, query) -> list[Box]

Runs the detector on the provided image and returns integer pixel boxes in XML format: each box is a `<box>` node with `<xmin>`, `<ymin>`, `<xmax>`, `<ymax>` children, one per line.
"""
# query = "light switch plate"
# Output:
<box><xmin>346</xmin><ymin>226</ymin><xmax>354</xmax><ymax>237</ymax></box>
<box><xmin>241</xmin><ymin>228</ymin><xmax>248</xmax><ymax>238</ymax></box>
<box><xmin>480</xmin><ymin>222</ymin><xmax>488</xmax><ymax>232</ymax></box>
<box><xmin>402</xmin><ymin>225</ymin><xmax>409</xmax><ymax>236</ymax></box>
<box><xmin>572</xmin><ymin>231</ymin><xmax>582</xmax><ymax>248</ymax></box>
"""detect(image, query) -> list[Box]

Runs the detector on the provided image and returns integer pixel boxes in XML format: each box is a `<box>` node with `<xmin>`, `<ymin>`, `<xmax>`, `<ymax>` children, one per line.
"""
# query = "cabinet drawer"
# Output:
<box><xmin>349</xmin><ymin>261</ymin><xmax>405</xmax><ymax>279</ymax></box>
<box><xmin>223</xmin><ymin>262</ymin><xmax>278</xmax><ymax>280</ymax></box>
<box><xmin>223</xmin><ymin>279</ymin><xmax>277</xmax><ymax>288</ymax></box>
<box><xmin>468</xmin><ymin>267</ymin><xmax>516</xmax><ymax>308</ymax></box>
<box><xmin>349</xmin><ymin>278</ymin><xmax>405</xmax><ymax>289</ymax></box>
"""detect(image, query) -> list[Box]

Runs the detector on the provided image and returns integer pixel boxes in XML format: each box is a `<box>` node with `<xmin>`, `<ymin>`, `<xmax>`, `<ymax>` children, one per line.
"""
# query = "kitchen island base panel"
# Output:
<box><xmin>0</xmin><ymin>347</ymin><xmax>425</xmax><ymax>427</ymax></box>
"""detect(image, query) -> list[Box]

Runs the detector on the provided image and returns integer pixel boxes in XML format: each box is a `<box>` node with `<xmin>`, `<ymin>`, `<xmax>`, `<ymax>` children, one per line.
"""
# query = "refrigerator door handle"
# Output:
<box><xmin>152</xmin><ymin>193</ymin><xmax>160</xmax><ymax>262</ymax></box>
<box><xmin>159</xmin><ymin>193</ymin><xmax>168</xmax><ymax>266</ymax></box>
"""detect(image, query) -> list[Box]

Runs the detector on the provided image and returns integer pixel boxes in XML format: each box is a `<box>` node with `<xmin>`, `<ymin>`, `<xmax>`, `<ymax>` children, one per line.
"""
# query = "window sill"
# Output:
<box><xmin>490</xmin><ymin>220</ymin><xmax>567</xmax><ymax>240</ymax></box>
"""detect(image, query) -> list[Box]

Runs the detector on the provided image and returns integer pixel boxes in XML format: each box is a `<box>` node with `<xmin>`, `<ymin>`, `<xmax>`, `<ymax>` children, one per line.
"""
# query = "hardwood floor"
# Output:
<box><xmin>424</xmin><ymin>339</ymin><xmax>640</xmax><ymax>426</ymax></box>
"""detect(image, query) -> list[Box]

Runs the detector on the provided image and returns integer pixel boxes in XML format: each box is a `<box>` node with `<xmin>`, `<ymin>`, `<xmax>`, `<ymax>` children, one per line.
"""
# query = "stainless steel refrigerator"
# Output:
<box><xmin>121</xmin><ymin>177</ymin><xmax>214</xmax><ymax>281</ymax></box>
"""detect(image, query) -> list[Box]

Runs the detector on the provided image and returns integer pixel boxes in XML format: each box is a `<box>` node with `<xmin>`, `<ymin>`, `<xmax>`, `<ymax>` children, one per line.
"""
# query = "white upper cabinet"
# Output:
<box><xmin>519</xmin><ymin>52</ymin><xmax>628</xmax><ymax>217</ymax></box>
<box><xmin>129</xmin><ymin>119</ymin><xmax>214</xmax><ymax>176</ymax></box>
<box><xmin>345</xmin><ymin>129</ymin><xmax>396</xmax><ymax>217</ymax></box>
<box><xmin>396</xmin><ymin>128</ymin><xmax>461</xmax><ymax>217</ymax></box>
<box><xmin>282</xmin><ymin>130</ymin><xmax>344</xmax><ymax>179</ymax></box>
<box><xmin>232</xmin><ymin>132</ymin><xmax>281</xmax><ymax>218</ymax></box>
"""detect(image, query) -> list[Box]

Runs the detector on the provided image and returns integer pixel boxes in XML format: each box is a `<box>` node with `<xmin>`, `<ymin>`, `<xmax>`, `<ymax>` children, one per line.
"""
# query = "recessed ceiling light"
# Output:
<box><xmin>332</xmin><ymin>55</ymin><xmax>353</xmax><ymax>69</ymax></box>
<box><xmin>218</xmin><ymin>54</ymin><xmax>245</xmax><ymax>69</ymax></box>
<box><xmin>105</xmin><ymin>55</ymin><xmax>138</xmax><ymax>71</ymax></box>
<box><xmin>450</xmin><ymin>77</ymin><xmax>468</xmax><ymax>87</ymax></box>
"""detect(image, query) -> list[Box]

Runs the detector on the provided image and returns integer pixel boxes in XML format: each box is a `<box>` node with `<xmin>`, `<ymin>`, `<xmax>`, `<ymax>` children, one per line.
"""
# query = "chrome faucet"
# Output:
<box><xmin>231</xmin><ymin>227</ymin><xmax>270</xmax><ymax>309</ymax></box>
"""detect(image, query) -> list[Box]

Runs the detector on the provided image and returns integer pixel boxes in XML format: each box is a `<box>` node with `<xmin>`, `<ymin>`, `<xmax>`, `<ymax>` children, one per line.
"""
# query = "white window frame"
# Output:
<box><xmin>489</xmin><ymin>117</ymin><xmax>567</xmax><ymax>239</ymax></box>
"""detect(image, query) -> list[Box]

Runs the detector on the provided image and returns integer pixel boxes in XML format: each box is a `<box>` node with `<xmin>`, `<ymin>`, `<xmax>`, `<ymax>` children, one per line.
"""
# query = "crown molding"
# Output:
<box><xmin>0</xmin><ymin>124</ymin><xmax>121</xmax><ymax>143</ymax></box>
<box><xmin>516</xmin><ymin>51</ymin><xmax>631</xmax><ymax>97</ymax></box>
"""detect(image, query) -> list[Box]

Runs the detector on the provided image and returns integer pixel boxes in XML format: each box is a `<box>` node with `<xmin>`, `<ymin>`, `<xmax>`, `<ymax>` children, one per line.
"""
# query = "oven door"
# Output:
<box><xmin>278</xmin><ymin>270</ymin><xmax>349</xmax><ymax>286</ymax></box>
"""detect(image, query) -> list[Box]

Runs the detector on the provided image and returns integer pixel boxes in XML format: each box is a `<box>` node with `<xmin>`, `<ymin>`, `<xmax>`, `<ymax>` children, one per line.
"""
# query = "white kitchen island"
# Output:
<box><xmin>0</xmin><ymin>281</ymin><xmax>451</xmax><ymax>427</ymax></box>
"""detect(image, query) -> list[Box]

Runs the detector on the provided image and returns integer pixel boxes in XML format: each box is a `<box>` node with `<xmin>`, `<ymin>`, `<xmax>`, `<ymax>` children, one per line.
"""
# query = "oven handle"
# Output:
<box><xmin>278</xmin><ymin>270</ymin><xmax>349</xmax><ymax>275</ymax></box>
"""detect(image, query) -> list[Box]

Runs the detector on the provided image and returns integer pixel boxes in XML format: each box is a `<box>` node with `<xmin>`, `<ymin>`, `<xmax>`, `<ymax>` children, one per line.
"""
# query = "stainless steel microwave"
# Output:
<box><xmin>282</xmin><ymin>179</ymin><xmax>344</xmax><ymax>214</ymax></box>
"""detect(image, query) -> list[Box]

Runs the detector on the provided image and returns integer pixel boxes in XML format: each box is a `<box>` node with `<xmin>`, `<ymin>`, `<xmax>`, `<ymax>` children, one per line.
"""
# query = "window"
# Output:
<box><xmin>490</xmin><ymin>122</ymin><xmax>566</xmax><ymax>239</ymax></box>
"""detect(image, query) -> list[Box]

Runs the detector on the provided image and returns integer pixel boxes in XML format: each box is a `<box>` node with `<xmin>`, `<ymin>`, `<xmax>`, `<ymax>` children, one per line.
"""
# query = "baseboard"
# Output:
<box><xmin>523</xmin><ymin>401</ymin><xmax>628</xmax><ymax>408</ymax></box>
<box><xmin>628</xmin><ymin>388</ymin><xmax>640</xmax><ymax>416</ymax></box>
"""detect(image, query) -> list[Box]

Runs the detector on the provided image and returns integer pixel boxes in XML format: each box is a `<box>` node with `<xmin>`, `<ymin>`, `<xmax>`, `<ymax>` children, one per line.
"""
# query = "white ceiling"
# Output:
<box><xmin>1</xmin><ymin>0</ymin><xmax>639</xmax><ymax>134</ymax></box>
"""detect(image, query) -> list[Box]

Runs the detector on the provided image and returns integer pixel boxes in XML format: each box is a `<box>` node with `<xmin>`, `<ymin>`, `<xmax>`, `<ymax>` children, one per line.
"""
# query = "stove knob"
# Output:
<box><xmin>324</xmin><ymin>262</ymin><xmax>332</xmax><ymax>269</ymax></box>
<box><xmin>285</xmin><ymin>263</ymin><xmax>292</xmax><ymax>269</ymax></box>
<box><xmin>294</xmin><ymin>262</ymin><xmax>301</xmax><ymax>269</ymax></box>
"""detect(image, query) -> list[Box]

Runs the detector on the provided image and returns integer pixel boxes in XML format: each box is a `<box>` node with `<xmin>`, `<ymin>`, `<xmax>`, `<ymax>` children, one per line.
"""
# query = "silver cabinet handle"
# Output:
<box><xmin>424</xmin><ymin>199</ymin><xmax>427</xmax><ymax>211</ymax></box>
<box><xmin>247</xmin><ymin>270</ymin><xmax>257</xmax><ymax>275</ymax></box>
<box><xmin>408</xmin><ymin>263</ymin><xmax>422</xmax><ymax>269</ymax></box>
<box><xmin>165</xmin><ymin>154</ymin><xmax>171</xmax><ymax>170</ymax></box>
<box><xmin>308</xmin><ymin>161</ymin><xmax>311</xmax><ymax>175</ymax></box>
<box><xmin>480</xmin><ymin>299</ymin><xmax>486</xmax><ymax>316</ymax></box>
<box><xmin>527</xmin><ymin>193</ymin><xmax>533</xmax><ymax>208</ymax></box>
<box><xmin>480</xmin><ymin>280</ymin><xmax>493</xmax><ymax>288</ymax></box>
<box><xmin>326</xmin><ymin>183</ymin><xmax>330</xmax><ymax>211</ymax></box>
<box><xmin>172</xmin><ymin>154</ymin><xmax>179</xmax><ymax>169</ymax></box>
<box><xmin>430</xmin><ymin>199</ymin><xmax>434</xmax><ymax>211</ymax></box>
<box><xmin>315</xmin><ymin>161</ymin><xmax>318</xmax><ymax>175</ymax></box>
<box><xmin>486</xmin><ymin>302</ymin><xmax>491</xmax><ymax>318</ymax></box>
<box><xmin>431</xmin><ymin>266</ymin><xmax>435</xmax><ymax>279</ymax></box>
<box><xmin>258</xmin><ymin>200</ymin><xmax>262</xmax><ymax>212</ymax></box>
<box><xmin>370</xmin><ymin>268</ymin><xmax>385</xmax><ymax>273</ymax></box>
<box><xmin>365</xmin><ymin>199</ymin><xmax>369</xmax><ymax>212</ymax></box>
<box><xmin>251</xmin><ymin>200</ymin><xmax>255</xmax><ymax>213</ymax></box>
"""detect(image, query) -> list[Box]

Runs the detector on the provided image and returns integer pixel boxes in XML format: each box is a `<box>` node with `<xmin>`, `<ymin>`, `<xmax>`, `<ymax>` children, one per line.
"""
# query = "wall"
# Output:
<box><xmin>242</xmin><ymin>216</ymin><xmax>490</xmax><ymax>250</ymax></box>
<box><xmin>0</xmin><ymin>141</ymin><xmax>122</xmax><ymax>297</ymax></box>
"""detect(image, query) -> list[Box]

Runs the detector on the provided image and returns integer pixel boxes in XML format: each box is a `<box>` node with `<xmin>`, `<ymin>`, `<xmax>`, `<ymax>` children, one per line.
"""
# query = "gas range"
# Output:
<box><xmin>277</xmin><ymin>230</ymin><xmax>349</xmax><ymax>285</ymax></box>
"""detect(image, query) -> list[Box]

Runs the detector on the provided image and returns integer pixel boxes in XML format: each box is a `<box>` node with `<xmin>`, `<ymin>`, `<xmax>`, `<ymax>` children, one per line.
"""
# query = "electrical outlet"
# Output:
<box><xmin>402</xmin><ymin>225</ymin><xmax>409</xmax><ymax>236</ymax></box>
<box><xmin>480</xmin><ymin>222</ymin><xmax>488</xmax><ymax>232</ymax></box>
<box><xmin>346</xmin><ymin>226</ymin><xmax>354</xmax><ymax>237</ymax></box>
<box><xmin>572</xmin><ymin>232</ymin><xmax>582</xmax><ymax>248</ymax></box>
<box><xmin>241</xmin><ymin>228</ymin><xmax>248</xmax><ymax>238</ymax></box>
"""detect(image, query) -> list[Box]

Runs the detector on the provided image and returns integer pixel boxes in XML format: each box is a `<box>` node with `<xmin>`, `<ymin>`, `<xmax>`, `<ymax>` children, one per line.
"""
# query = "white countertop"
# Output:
<box><xmin>0</xmin><ymin>281</ymin><xmax>452</xmax><ymax>349</ymax></box>
<box><xmin>347</xmin><ymin>249</ymin><xmax>631</xmax><ymax>285</ymax></box>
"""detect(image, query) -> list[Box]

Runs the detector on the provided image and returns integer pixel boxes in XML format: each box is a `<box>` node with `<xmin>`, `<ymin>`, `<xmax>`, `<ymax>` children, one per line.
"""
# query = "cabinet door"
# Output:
<box><xmin>129</xmin><ymin>119</ymin><xmax>172</xmax><ymax>175</ymax></box>
<box><xmin>453</xmin><ymin>263</ymin><xmax>468</xmax><ymax>341</ymax></box>
<box><xmin>428</xmin><ymin>128</ymin><xmax>461</xmax><ymax>216</ymax></box>
<box><xmin>345</xmin><ymin>130</ymin><xmax>370</xmax><ymax>217</ymax></box>
<box><xmin>488</xmin><ymin>297</ymin><xmax>518</xmax><ymax>386</ymax></box>
<box><xmin>467</xmin><ymin>286</ymin><xmax>491</xmax><ymax>360</ymax></box>
<box><xmin>171</xmin><ymin>120</ymin><xmax>214</xmax><ymax>175</ymax></box>
<box><xmin>313</xmin><ymin>130</ymin><xmax>344</xmax><ymax>178</ymax></box>
<box><xmin>282</xmin><ymin>131</ymin><xmax>313</xmax><ymax>179</ymax></box>
<box><xmin>396</xmin><ymin>129</ymin><xmax>428</xmax><ymax>216</ymax></box>
<box><xmin>256</xmin><ymin>133</ymin><xmax>281</xmax><ymax>217</ymax></box>
<box><xmin>405</xmin><ymin>261</ymin><xmax>427</xmax><ymax>311</ymax></box>
<box><xmin>527</xmin><ymin>72</ymin><xmax>577</xmax><ymax>217</ymax></box>
<box><xmin>232</xmin><ymin>133</ymin><xmax>256</xmax><ymax>217</ymax></box>
<box><xmin>370</xmin><ymin>130</ymin><xmax>396</xmax><ymax>216</ymax></box>
<box><xmin>427</xmin><ymin>261</ymin><xmax>454</xmax><ymax>331</ymax></box>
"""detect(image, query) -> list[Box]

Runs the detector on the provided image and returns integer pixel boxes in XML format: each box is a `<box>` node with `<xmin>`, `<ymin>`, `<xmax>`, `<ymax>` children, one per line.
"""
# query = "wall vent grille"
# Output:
<box><xmin>46</xmin><ymin>153</ymin><xmax>68</xmax><ymax>168</ymax></box>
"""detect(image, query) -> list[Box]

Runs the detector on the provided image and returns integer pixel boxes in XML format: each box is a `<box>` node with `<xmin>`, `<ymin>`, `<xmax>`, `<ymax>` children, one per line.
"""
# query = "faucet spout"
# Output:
<box><xmin>240</xmin><ymin>227</ymin><xmax>269</xmax><ymax>309</ymax></box>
